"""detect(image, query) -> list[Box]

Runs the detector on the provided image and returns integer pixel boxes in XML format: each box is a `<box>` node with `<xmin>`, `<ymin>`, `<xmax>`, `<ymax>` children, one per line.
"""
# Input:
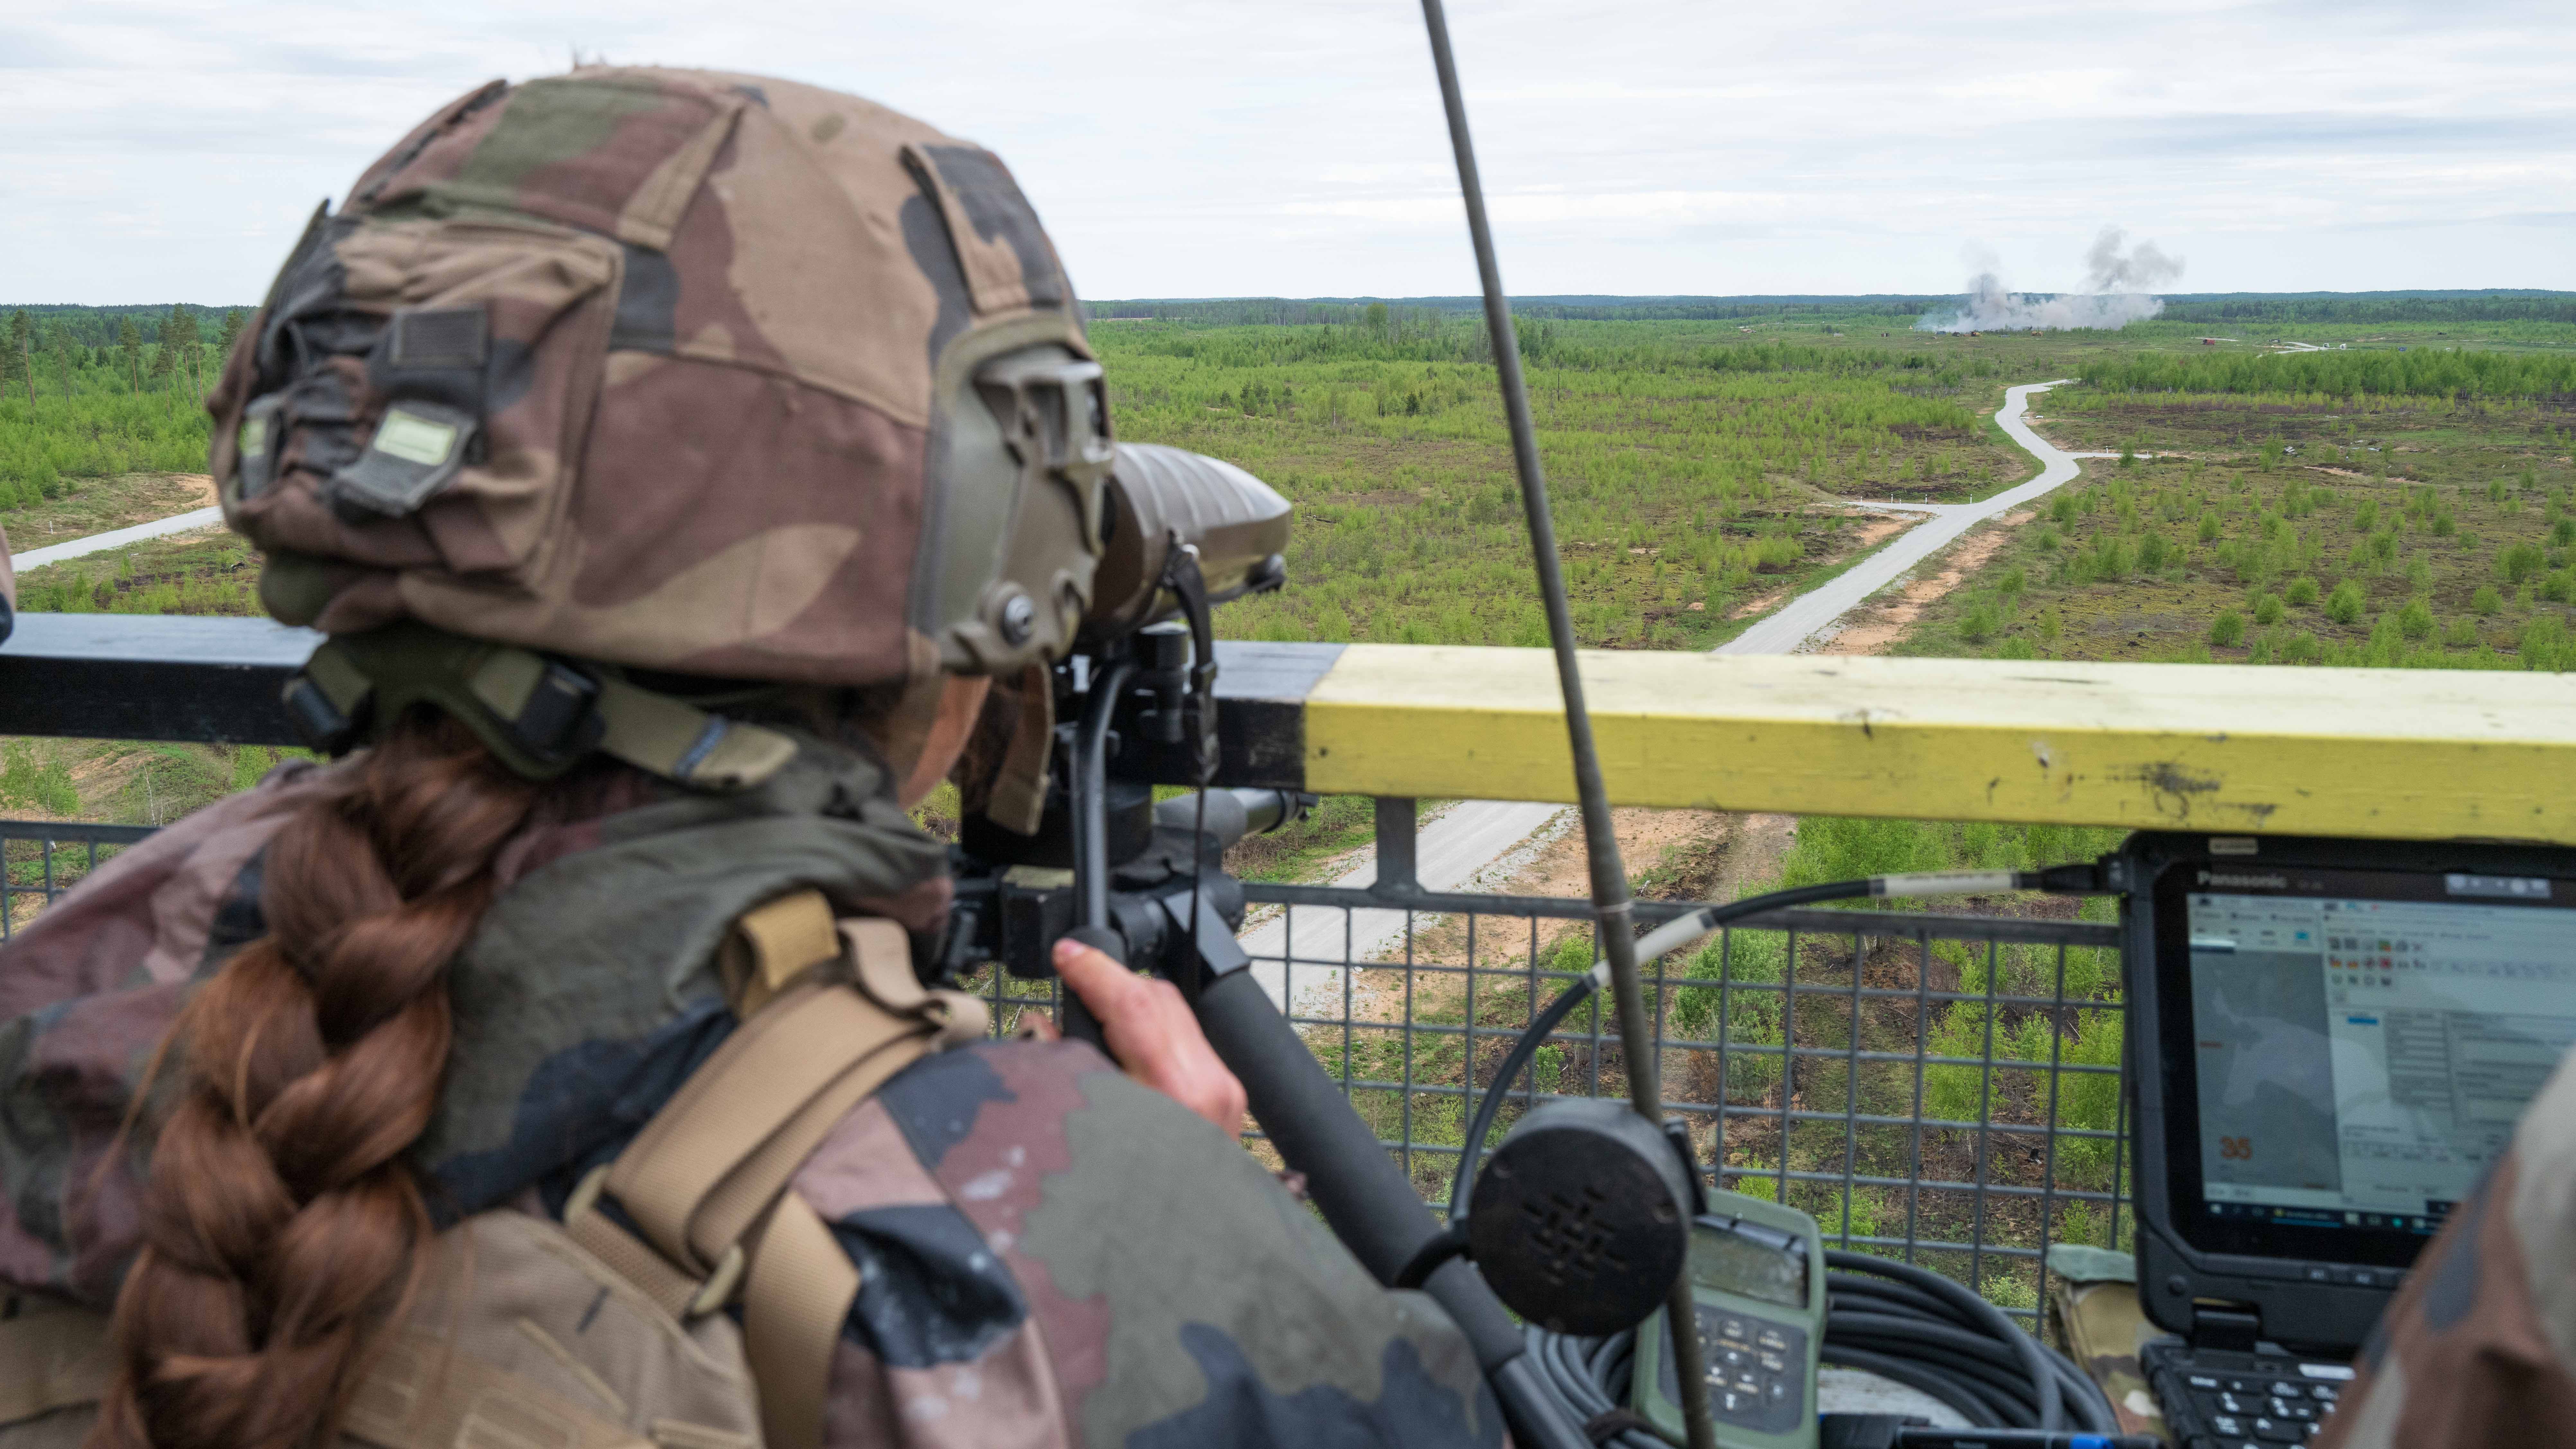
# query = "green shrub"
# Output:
<box><xmin>1989</xmin><ymin>637</ymin><xmax>2038</xmax><ymax>660</ymax></box>
<box><xmin>2445</xmin><ymin>616</ymin><xmax>2481</xmax><ymax>647</ymax></box>
<box><xmin>2197</xmin><ymin>513</ymin><xmax>2219</xmax><ymax>543</ymax></box>
<box><xmin>2209</xmin><ymin>610</ymin><xmax>2246</xmax><ymax>647</ymax></box>
<box><xmin>2524</xmin><ymin>615</ymin><xmax>2572</xmax><ymax>671</ymax></box>
<box><xmin>0</xmin><ymin>742</ymin><xmax>79</xmax><ymax>816</ymax></box>
<box><xmin>1957</xmin><ymin>600</ymin><xmax>2001</xmax><ymax>643</ymax></box>
<box><xmin>2554</xmin><ymin>518</ymin><xmax>2576</xmax><ymax>547</ymax></box>
<box><xmin>2285</xmin><ymin>576</ymin><xmax>2319</xmax><ymax>607</ymax></box>
<box><xmin>1998</xmin><ymin>566</ymin><xmax>2026</xmax><ymax>597</ymax></box>
<box><xmin>2254</xmin><ymin>594</ymin><xmax>2284</xmax><ymax>626</ymax></box>
<box><xmin>2137</xmin><ymin>533</ymin><xmax>2169</xmax><ymax>572</ymax></box>
<box><xmin>2398</xmin><ymin>597</ymin><xmax>2436</xmax><ymax>640</ymax></box>
<box><xmin>1674</xmin><ymin>929</ymin><xmax>1789</xmax><ymax>1106</ymax></box>
<box><xmin>2500</xmin><ymin>541</ymin><xmax>2546</xmax><ymax>585</ymax></box>
<box><xmin>2326</xmin><ymin>580</ymin><xmax>2366</xmax><ymax>624</ymax></box>
<box><xmin>2354</xmin><ymin>498</ymin><xmax>2380</xmax><ymax>531</ymax></box>
<box><xmin>2473</xmin><ymin>583</ymin><xmax>2502</xmax><ymax>616</ymax></box>
<box><xmin>2285</xmin><ymin>630</ymin><xmax>2321</xmax><ymax>663</ymax></box>
<box><xmin>2547</xmin><ymin>570</ymin><xmax>2575</xmax><ymax>605</ymax></box>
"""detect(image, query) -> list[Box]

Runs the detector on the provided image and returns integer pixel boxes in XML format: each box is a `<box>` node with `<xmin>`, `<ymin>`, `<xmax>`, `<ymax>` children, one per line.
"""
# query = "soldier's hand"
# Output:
<box><xmin>1053</xmin><ymin>938</ymin><xmax>1248</xmax><ymax>1138</ymax></box>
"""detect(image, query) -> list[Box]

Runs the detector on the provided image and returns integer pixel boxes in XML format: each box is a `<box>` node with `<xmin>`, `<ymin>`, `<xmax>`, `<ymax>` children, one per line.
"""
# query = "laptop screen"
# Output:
<box><xmin>2160</xmin><ymin>864</ymin><xmax>2576</xmax><ymax>1266</ymax></box>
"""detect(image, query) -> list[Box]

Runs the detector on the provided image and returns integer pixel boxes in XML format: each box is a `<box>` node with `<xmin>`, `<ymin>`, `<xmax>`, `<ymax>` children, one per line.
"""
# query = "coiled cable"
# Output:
<box><xmin>1520</xmin><ymin>1250</ymin><xmax>2118</xmax><ymax>1444</ymax></box>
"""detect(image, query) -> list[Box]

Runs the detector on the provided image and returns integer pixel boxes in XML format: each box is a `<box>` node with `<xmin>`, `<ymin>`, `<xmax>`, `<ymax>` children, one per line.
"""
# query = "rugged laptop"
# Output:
<box><xmin>2120</xmin><ymin>831</ymin><xmax>2576</xmax><ymax>1449</ymax></box>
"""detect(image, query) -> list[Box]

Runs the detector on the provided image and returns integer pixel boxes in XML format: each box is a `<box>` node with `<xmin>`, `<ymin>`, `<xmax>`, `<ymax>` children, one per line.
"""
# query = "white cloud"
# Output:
<box><xmin>0</xmin><ymin>0</ymin><xmax>2567</xmax><ymax>303</ymax></box>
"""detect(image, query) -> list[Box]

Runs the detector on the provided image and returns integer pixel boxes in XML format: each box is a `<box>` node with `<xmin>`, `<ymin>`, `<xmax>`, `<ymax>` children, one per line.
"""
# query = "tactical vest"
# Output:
<box><xmin>0</xmin><ymin>891</ymin><xmax>985</xmax><ymax>1449</ymax></box>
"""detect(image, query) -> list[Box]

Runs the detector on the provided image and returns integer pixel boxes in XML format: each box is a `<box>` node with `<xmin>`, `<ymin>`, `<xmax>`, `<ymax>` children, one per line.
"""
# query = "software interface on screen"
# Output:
<box><xmin>2186</xmin><ymin>878</ymin><xmax>2576</xmax><ymax>1239</ymax></box>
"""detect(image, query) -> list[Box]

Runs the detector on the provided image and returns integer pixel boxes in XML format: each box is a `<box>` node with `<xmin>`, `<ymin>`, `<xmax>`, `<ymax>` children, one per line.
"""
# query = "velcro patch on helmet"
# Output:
<box><xmin>234</xmin><ymin>394</ymin><xmax>285</xmax><ymax>498</ymax></box>
<box><xmin>904</xmin><ymin>142</ymin><xmax>1067</xmax><ymax>317</ymax></box>
<box><xmin>331</xmin><ymin>401</ymin><xmax>478</xmax><ymax>521</ymax></box>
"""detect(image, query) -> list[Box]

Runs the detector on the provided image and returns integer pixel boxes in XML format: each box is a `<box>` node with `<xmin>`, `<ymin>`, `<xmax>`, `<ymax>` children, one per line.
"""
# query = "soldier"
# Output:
<box><xmin>0</xmin><ymin>69</ymin><xmax>1499</xmax><ymax>1449</ymax></box>
<box><xmin>2313</xmin><ymin>1045</ymin><xmax>2576</xmax><ymax>1448</ymax></box>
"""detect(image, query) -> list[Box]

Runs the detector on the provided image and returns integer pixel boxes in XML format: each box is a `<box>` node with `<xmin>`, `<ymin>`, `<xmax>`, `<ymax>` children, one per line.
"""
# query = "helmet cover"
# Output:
<box><xmin>208</xmin><ymin>67</ymin><xmax>1106</xmax><ymax>687</ymax></box>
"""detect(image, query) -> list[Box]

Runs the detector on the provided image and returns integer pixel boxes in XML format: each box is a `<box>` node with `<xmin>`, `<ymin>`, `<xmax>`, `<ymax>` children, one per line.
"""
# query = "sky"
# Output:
<box><xmin>3</xmin><ymin>0</ymin><xmax>2570</xmax><ymax>306</ymax></box>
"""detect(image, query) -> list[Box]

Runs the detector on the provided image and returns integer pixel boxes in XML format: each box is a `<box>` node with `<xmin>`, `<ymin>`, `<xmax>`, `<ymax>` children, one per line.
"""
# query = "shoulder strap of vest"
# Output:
<box><xmin>566</xmin><ymin>890</ymin><xmax>989</xmax><ymax>1449</ymax></box>
<box><xmin>0</xmin><ymin>892</ymin><xmax>972</xmax><ymax>1449</ymax></box>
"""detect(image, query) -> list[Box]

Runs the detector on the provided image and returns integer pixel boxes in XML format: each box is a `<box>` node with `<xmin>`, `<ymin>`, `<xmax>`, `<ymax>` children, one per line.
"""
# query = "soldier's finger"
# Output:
<box><xmin>1054</xmin><ymin>939</ymin><xmax>1247</xmax><ymax>1135</ymax></box>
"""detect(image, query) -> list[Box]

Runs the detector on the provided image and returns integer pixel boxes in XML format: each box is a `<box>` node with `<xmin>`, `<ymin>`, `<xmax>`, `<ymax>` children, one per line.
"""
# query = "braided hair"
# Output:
<box><xmin>92</xmin><ymin>710</ymin><xmax>546</xmax><ymax>1449</ymax></box>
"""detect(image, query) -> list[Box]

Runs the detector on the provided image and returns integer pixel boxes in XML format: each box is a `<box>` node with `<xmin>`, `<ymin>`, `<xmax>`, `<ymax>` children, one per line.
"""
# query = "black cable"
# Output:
<box><xmin>1447</xmin><ymin>967</ymin><xmax>1598</xmax><ymax>1223</ymax></box>
<box><xmin>1447</xmin><ymin>877</ymin><xmax>1883</xmax><ymax>1223</ymax></box>
<box><xmin>1516</xmin><ymin>1252</ymin><xmax>2121</xmax><ymax>1443</ymax></box>
<box><xmin>1817</xmin><ymin>1343</ymin><xmax>2012</xmax><ymax>1427</ymax></box>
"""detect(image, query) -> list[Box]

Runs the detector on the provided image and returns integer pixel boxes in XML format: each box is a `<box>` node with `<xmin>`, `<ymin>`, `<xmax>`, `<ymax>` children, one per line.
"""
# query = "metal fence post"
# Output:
<box><xmin>1372</xmin><ymin>797</ymin><xmax>1418</xmax><ymax>899</ymax></box>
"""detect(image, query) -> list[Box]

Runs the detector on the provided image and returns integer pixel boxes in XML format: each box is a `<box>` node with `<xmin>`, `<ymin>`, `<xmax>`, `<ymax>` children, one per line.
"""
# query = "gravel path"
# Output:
<box><xmin>8</xmin><ymin>506</ymin><xmax>227</xmax><ymax>573</ymax></box>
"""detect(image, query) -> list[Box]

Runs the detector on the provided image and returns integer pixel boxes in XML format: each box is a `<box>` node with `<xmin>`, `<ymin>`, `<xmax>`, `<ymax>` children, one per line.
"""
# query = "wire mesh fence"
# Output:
<box><xmin>4</xmin><ymin>813</ymin><xmax>2134</xmax><ymax>1329</ymax></box>
<box><xmin>1</xmin><ymin>820</ymin><xmax>156</xmax><ymax>942</ymax></box>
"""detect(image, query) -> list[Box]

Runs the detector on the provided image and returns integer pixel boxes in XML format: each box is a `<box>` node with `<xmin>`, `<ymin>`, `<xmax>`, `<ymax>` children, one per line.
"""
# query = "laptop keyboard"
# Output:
<box><xmin>2143</xmin><ymin>1339</ymin><xmax>2349</xmax><ymax>1447</ymax></box>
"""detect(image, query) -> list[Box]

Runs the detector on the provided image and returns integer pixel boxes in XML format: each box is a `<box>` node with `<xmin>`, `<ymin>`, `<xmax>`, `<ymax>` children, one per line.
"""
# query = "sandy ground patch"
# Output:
<box><xmin>4</xmin><ymin>473</ymin><xmax>220</xmax><ymax>551</ymax></box>
<box><xmin>1814</xmin><ymin>511</ymin><xmax>2034</xmax><ymax>655</ymax></box>
<box><xmin>1334</xmin><ymin>805</ymin><xmax>1802</xmax><ymax>1028</ymax></box>
<box><xmin>1728</xmin><ymin>588</ymin><xmax>1786</xmax><ymax>621</ymax></box>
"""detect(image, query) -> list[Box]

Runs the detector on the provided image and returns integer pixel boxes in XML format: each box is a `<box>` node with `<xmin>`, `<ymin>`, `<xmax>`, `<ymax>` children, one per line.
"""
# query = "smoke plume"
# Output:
<box><xmin>1918</xmin><ymin>226</ymin><xmax>2185</xmax><ymax>333</ymax></box>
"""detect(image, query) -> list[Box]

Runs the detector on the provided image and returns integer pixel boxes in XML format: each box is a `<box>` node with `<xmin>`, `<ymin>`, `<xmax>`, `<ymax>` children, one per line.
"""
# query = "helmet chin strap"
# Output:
<box><xmin>282</xmin><ymin>620</ymin><xmax>800</xmax><ymax>790</ymax></box>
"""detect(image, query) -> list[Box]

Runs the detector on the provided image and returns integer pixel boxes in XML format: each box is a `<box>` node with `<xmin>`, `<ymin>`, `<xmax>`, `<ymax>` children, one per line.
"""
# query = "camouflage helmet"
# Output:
<box><xmin>208</xmin><ymin>67</ymin><xmax>1110</xmax><ymax>689</ymax></box>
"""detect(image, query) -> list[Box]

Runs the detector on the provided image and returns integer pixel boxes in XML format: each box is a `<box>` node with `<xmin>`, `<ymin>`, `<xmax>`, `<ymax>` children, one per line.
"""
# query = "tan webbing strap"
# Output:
<box><xmin>686</xmin><ymin>1018</ymin><xmax>940</xmax><ymax>1267</ymax></box>
<box><xmin>741</xmin><ymin>1193</ymin><xmax>863</xmax><ymax>1449</ymax></box>
<box><xmin>563</xmin><ymin>1186</ymin><xmax>708</xmax><ymax>1322</ymax></box>
<box><xmin>719</xmin><ymin>890</ymin><xmax>843</xmax><ymax>1018</ymax></box>
<box><xmin>604</xmin><ymin>982</ymin><xmax>922</xmax><ymax>1270</ymax></box>
<box><xmin>569</xmin><ymin>914</ymin><xmax>986</xmax><ymax>1449</ymax></box>
<box><xmin>0</xmin><ymin>1299</ymin><xmax>109</xmax><ymax>1426</ymax></box>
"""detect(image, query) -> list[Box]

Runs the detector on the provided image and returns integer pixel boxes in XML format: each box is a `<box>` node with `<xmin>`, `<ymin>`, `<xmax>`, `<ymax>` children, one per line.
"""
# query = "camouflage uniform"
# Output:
<box><xmin>0</xmin><ymin>741</ymin><xmax>1499</xmax><ymax>1445</ymax></box>
<box><xmin>2313</xmin><ymin>1045</ymin><xmax>2576</xmax><ymax>1448</ymax></box>
<box><xmin>0</xmin><ymin>67</ymin><xmax>1497</xmax><ymax>1446</ymax></box>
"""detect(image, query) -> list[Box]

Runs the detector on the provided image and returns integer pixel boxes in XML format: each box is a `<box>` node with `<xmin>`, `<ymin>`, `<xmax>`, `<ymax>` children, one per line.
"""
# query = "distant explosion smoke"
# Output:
<box><xmin>1918</xmin><ymin>227</ymin><xmax>2185</xmax><ymax>333</ymax></box>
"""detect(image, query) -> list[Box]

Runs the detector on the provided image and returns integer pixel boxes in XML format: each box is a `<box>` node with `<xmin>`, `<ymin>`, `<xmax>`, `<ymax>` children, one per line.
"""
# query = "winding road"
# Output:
<box><xmin>1720</xmin><ymin>380</ymin><xmax>2090</xmax><ymax>654</ymax></box>
<box><xmin>1242</xmin><ymin>379</ymin><xmax>2103</xmax><ymax>1013</ymax></box>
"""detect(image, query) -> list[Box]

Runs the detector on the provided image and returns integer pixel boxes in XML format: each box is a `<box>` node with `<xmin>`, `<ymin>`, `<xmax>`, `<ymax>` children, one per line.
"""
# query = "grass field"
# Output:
<box><xmin>1888</xmin><ymin>358</ymin><xmax>2576</xmax><ymax>667</ymax></box>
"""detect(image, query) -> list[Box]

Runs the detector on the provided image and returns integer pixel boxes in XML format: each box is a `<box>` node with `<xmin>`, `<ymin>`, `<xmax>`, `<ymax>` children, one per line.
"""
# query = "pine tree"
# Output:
<box><xmin>216</xmin><ymin>307</ymin><xmax>245</xmax><ymax>362</ymax></box>
<box><xmin>118</xmin><ymin>316</ymin><xmax>143</xmax><ymax>394</ymax></box>
<box><xmin>5</xmin><ymin>311</ymin><xmax>30</xmax><ymax>407</ymax></box>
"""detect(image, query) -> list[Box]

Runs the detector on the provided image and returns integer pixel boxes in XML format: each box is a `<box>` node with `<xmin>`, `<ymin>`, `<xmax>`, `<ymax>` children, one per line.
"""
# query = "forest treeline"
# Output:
<box><xmin>1120</xmin><ymin>309</ymin><xmax>1998</xmax><ymax>382</ymax></box>
<box><xmin>0</xmin><ymin>305</ymin><xmax>232</xmax><ymax>497</ymax></box>
<box><xmin>2082</xmin><ymin>346</ymin><xmax>2576</xmax><ymax>400</ymax></box>
<box><xmin>2157</xmin><ymin>292</ymin><xmax>2576</xmax><ymax>325</ymax></box>
<box><xmin>1093</xmin><ymin>290</ymin><xmax>2576</xmax><ymax>328</ymax></box>
<box><xmin>1093</xmin><ymin>295</ymin><xmax>1948</xmax><ymax>324</ymax></box>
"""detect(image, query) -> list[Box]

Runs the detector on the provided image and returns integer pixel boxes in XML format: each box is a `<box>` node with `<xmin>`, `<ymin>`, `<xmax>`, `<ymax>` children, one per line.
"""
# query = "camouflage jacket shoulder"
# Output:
<box><xmin>0</xmin><ymin>753</ymin><xmax>1499</xmax><ymax>1447</ymax></box>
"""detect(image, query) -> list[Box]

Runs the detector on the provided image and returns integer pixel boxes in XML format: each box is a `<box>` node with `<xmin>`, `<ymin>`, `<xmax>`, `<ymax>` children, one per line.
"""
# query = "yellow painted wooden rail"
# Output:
<box><xmin>1292</xmin><ymin>645</ymin><xmax>2576</xmax><ymax>845</ymax></box>
<box><xmin>6</xmin><ymin>618</ymin><xmax>2573</xmax><ymax>845</ymax></box>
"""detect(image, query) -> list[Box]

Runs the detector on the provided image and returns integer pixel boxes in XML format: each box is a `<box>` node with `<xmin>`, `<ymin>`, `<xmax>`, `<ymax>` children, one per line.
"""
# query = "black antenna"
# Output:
<box><xmin>1413</xmin><ymin>5</ymin><xmax>1719</xmax><ymax>1448</ymax></box>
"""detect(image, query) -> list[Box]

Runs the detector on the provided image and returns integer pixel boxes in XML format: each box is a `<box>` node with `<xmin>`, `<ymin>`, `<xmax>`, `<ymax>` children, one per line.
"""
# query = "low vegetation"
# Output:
<box><xmin>1895</xmin><ymin>368</ymin><xmax>2576</xmax><ymax>668</ymax></box>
